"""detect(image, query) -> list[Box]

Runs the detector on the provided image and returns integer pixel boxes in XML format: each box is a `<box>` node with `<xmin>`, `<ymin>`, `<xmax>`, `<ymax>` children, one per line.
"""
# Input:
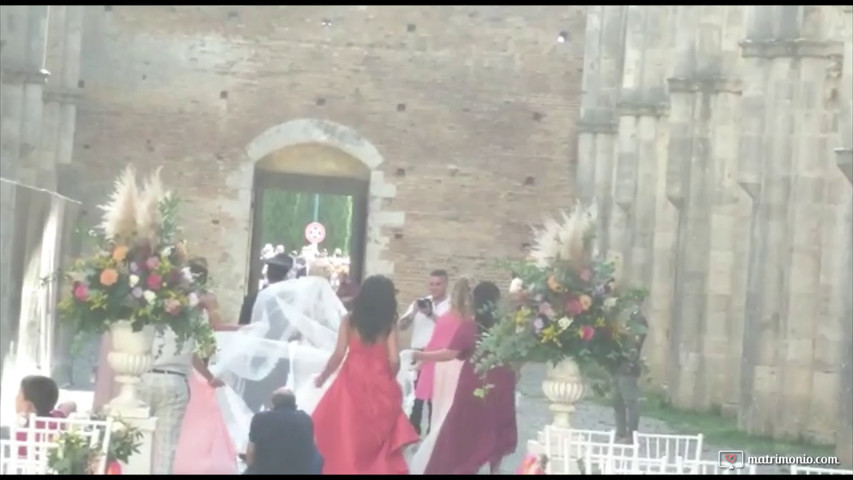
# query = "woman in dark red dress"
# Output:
<box><xmin>312</xmin><ymin>275</ymin><xmax>418</xmax><ymax>474</ymax></box>
<box><xmin>474</xmin><ymin>281</ymin><xmax>518</xmax><ymax>474</ymax></box>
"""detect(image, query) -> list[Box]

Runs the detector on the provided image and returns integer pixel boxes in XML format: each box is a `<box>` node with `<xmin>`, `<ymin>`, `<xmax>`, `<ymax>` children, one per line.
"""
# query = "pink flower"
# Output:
<box><xmin>73</xmin><ymin>283</ymin><xmax>89</xmax><ymax>301</ymax></box>
<box><xmin>146</xmin><ymin>274</ymin><xmax>162</xmax><ymax>290</ymax></box>
<box><xmin>145</xmin><ymin>256</ymin><xmax>160</xmax><ymax>271</ymax></box>
<box><xmin>579</xmin><ymin>268</ymin><xmax>592</xmax><ymax>282</ymax></box>
<box><xmin>538</xmin><ymin>302</ymin><xmax>555</xmax><ymax>319</ymax></box>
<box><xmin>566</xmin><ymin>298</ymin><xmax>583</xmax><ymax>316</ymax></box>
<box><xmin>580</xmin><ymin>325</ymin><xmax>595</xmax><ymax>342</ymax></box>
<box><xmin>164</xmin><ymin>298</ymin><xmax>182</xmax><ymax>315</ymax></box>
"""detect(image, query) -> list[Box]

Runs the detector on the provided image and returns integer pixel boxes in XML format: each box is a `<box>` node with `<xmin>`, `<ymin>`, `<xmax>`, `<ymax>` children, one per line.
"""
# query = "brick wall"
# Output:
<box><xmin>67</xmin><ymin>5</ymin><xmax>586</xmax><ymax>317</ymax></box>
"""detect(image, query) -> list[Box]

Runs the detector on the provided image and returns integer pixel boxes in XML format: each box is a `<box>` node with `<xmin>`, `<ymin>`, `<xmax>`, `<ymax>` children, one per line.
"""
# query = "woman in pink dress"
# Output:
<box><xmin>413</xmin><ymin>305</ymin><xmax>466</xmax><ymax>425</ymax></box>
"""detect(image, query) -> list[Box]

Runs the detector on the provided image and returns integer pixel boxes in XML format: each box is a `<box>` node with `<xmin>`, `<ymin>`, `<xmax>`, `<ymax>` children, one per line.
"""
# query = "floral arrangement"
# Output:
<box><xmin>473</xmin><ymin>203</ymin><xmax>648</xmax><ymax>390</ymax></box>
<box><xmin>57</xmin><ymin>166</ymin><xmax>215</xmax><ymax>356</ymax></box>
<box><xmin>47</xmin><ymin>416</ymin><xmax>142</xmax><ymax>475</ymax></box>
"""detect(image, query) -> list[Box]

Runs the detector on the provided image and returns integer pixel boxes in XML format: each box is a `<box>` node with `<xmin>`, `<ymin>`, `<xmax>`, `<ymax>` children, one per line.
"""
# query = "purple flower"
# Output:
<box><xmin>131</xmin><ymin>287</ymin><xmax>143</xmax><ymax>298</ymax></box>
<box><xmin>129</xmin><ymin>262</ymin><xmax>139</xmax><ymax>273</ymax></box>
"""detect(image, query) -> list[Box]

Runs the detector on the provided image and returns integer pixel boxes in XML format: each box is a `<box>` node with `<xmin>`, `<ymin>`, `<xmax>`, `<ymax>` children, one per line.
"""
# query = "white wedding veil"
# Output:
<box><xmin>209</xmin><ymin>276</ymin><xmax>416</xmax><ymax>454</ymax></box>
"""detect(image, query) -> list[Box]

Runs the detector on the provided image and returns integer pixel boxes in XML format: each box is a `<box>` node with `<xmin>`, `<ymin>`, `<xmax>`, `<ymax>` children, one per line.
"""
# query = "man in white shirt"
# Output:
<box><xmin>139</xmin><ymin>327</ymin><xmax>222</xmax><ymax>474</ymax></box>
<box><xmin>399</xmin><ymin>269</ymin><xmax>449</xmax><ymax>435</ymax></box>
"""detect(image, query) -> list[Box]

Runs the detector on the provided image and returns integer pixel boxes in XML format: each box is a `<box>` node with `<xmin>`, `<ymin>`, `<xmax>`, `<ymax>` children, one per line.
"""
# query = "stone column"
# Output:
<box><xmin>575</xmin><ymin>6</ymin><xmax>625</xmax><ymax>255</ymax></box>
<box><xmin>834</xmin><ymin>4</ymin><xmax>853</xmax><ymax>467</ymax></box>
<box><xmin>0</xmin><ymin>5</ymin><xmax>50</xmax><ymax>413</ymax></box>
<box><xmin>738</xmin><ymin>6</ymin><xmax>845</xmax><ymax>441</ymax></box>
<box><xmin>42</xmin><ymin>5</ymin><xmax>85</xmax><ymax>384</ymax></box>
<box><xmin>665</xmin><ymin>5</ymin><xmax>721</xmax><ymax>409</ymax></box>
<box><xmin>612</xmin><ymin>5</ymin><xmax>673</xmax><ymax>386</ymax></box>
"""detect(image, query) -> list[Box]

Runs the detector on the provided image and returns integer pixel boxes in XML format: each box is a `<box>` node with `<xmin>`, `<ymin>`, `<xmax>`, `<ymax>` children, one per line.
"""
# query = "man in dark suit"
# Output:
<box><xmin>237</xmin><ymin>253</ymin><xmax>295</xmax><ymax>412</ymax></box>
<box><xmin>244</xmin><ymin>389</ymin><xmax>323</xmax><ymax>475</ymax></box>
<box><xmin>239</xmin><ymin>253</ymin><xmax>293</xmax><ymax>326</ymax></box>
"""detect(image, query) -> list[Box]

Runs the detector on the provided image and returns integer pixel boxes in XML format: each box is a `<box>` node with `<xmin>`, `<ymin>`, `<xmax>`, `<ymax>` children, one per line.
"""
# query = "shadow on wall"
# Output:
<box><xmin>0</xmin><ymin>178</ymin><xmax>82</xmax><ymax>426</ymax></box>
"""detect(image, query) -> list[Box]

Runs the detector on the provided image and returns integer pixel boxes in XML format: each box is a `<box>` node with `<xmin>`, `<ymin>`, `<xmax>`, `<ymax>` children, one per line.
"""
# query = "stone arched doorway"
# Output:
<box><xmin>244</xmin><ymin>119</ymin><xmax>404</xmax><ymax>292</ymax></box>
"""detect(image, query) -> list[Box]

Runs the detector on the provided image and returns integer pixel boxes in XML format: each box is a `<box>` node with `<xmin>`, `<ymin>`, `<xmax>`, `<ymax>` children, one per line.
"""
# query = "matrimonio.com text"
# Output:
<box><xmin>747</xmin><ymin>454</ymin><xmax>840</xmax><ymax>466</ymax></box>
<box><xmin>718</xmin><ymin>450</ymin><xmax>840</xmax><ymax>469</ymax></box>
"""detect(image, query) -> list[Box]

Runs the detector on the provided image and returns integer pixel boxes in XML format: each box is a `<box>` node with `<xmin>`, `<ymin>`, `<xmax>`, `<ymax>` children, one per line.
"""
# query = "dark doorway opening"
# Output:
<box><xmin>248</xmin><ymin>171</ymin><xmax>368</xmax><ymax>297</ymax></box>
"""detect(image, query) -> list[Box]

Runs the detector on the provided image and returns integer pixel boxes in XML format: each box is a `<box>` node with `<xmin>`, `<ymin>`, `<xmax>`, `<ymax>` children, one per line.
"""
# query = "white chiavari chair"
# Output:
<box><xmin>543</xmin><ymin>426</ymin><xmax>616</xmax><ymax>474</ymax></box>
<box><xmin>580</xmin><ymin>441</ymin><xmax>636</xmax><ymax>474</ymax></box>
<box><xmin>3</xmin><ymin>414</ymin><xmax>113</xmax><ymax>475</ymax></box>
<box><xmin>633</xmin><ymin>431</ymin><xmax>704</xmax><ymax>467</ymax></box>
<box><xmin>584</xmin><ymin>448</ymin><xmax>686</xmax><ymax>475</ymax></box>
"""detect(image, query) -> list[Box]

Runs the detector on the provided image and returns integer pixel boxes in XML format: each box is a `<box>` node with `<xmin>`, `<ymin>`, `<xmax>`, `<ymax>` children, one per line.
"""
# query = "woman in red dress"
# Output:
<box><xmin>312</xmin><ymin>275</ymin><xmax>419</xmax><ymax>474</ymax></box>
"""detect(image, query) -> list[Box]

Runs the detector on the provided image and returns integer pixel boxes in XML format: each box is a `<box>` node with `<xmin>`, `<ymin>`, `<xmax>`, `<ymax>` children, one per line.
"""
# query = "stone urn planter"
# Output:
<box><xmin>106</xmin><ymin>320</ymin><xmax>156</xmax><ymax>413</ymax></box>
<box><xmin>541</xmin><ymin>357</ymin><xmax>587</xmax><ymax>428</ymax></box>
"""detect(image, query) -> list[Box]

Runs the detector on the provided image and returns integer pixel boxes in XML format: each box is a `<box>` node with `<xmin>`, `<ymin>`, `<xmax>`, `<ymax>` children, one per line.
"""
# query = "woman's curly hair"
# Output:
<box><xmin>350</xmin><ymin>275</ymin><xmax>398</xmax><ymax>344</ymax></box>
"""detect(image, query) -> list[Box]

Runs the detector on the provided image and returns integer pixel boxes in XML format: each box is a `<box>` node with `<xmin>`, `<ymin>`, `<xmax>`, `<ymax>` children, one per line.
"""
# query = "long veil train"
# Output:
<box><xmin>209</xmin><ymin>277</ymin><xmax>416</xmax><ymax>454</ymax></box>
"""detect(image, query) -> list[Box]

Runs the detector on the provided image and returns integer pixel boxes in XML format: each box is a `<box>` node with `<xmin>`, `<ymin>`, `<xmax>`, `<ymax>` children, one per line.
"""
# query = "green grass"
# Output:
<box><xmin>587</xmin><ymin>391</ymin><xmax>836</xmax><ymax>458</ymax></box>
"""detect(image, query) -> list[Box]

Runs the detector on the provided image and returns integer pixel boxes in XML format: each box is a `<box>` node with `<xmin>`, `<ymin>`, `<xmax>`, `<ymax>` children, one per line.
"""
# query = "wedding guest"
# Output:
<box><xmin>398</xmin><ymin>269</ymin><xmax>450</xmax><ymax>435</ymax></box>
<box><xmin>139</xmin><ymin>328</ymin><xmax>223</xmax><ymax>474</ymax></box>
<box><xmin>244</xmin><ymin>388</ymin><xmax>322</xmax><ymax>475</ymax></box>
<box><xmin>612</xmin><ymin>307</ymin><xmax>649</xmax><ymax>444</ymax></box>
<box><xmin>335</xmin><ymin>271</ymin><xmax>359</xmax><ymax>311</ymax></box>
<box><xmin>409</xmin><ymin>276</ymin><xmax>497</xmax><ymax>474</ymax></box>
<box><xmin>473</xmin><ymin>281</ymin><xmax>517</xmax><ymax>474</ymax></box>
<box><xmin>14</xmin><ymin>375</ymin><xmax>76</xmax><ymax>456</ymax></box>
<box><xmin>312</xmin><ymin>275</ymin><xmax>419</xmax><ymax>473</ymax></box>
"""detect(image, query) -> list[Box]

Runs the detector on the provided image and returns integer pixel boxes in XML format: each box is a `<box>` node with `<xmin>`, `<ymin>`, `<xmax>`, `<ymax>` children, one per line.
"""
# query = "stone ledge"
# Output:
<box><xmin>668</xmin><ymin>77</ymin><xmax>743</xmax><ymax>95</ymax></box>
<box><xmin>43</xmin><ymin>88</ymin><xmax>84</xmax><ymax>105</ymax></box>
<box><xmin>0</xmin><ymin>67</ymin><xmax>50</xmax><ymax>85</ymax></box>
<box><xmin>616</xmin><ymin>101</ymin><xmax>670</xmax><ymax>118</ymax></box>
<box><xmin>577</xmin><ymin>120</ymin><xmax>617</xmax><ymax>135</ymax></box>
<box><xmin>739</xmin><ymin>39</ymin><xmax>844</xmax><ymax>59</ymax></box>
<box><xmin>836</xmin><ymin>147</ymin><xmax>853</xmax><ymax>184</ymax></box>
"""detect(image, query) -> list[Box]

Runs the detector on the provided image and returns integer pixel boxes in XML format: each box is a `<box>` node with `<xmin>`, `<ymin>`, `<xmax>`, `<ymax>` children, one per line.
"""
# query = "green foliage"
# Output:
<box><xmin>473</xmin><ymin>257</ymin><xmax>648</xmax><ymax>388</ymax></box>
<box><xmin>260</xmin><ymin>190</ymin><xmax>353</xmax><ymax>252</ymax></box>
<box><xmin>47</xmin><ymin>430</ymin><xmax>97</xmax><ymax>474</ymax></box>
<box><xmin>92</xmin><ymin>415</ymin><xmax>143</xmax><ymax>464</ymax></box>
<box><xmin>57</xmin><ymin>194</ymin><xmax>216</xmax><ymax>357</ymax></box>
<box><xmin>46</xmin><ymin>416</ymin><xmax>143</xmax><ymax>474</ymax></box>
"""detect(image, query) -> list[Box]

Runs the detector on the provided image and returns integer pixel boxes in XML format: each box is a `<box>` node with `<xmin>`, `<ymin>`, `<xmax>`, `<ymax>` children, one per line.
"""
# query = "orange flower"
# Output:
<box><xmin>100</xmin><ymin>268</ymin><xmax>119</xmax><ymax>286</ymax></box>
<box><xmin>578</xmin><ymin>294</ymin><xmax>592</xmax><ymax>312</ymax></box>
<box><xmin>112</xmin><ymin>245</ymin><xmax>129</xmax><ymax>262</ymax></box>
<box><xmin>547</xmin><ymin>275</ymin><xmax>565</xmax><ymax>293</ymax></box>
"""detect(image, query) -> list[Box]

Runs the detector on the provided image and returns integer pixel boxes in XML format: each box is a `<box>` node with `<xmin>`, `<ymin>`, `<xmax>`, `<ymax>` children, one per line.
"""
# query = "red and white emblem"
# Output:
<box><xmin>304</xmin><ymin>222</ymin><xmax>326</xmax><ymax>244</ymax></box>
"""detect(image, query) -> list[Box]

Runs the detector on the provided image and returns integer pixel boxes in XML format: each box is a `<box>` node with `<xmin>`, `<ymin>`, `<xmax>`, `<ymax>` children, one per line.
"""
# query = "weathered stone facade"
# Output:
<box><xmin>577</xmin><ymin>5</ymin><xmax>852</xmax><ymax>461</ymax></box>
<box><xmin>2</xmin><ymin>5</ymin><xmax>851</xmax><ymax>461</ymax></box>
<box><xmin>51</xmin><ymin>6</ymin><xmax>582</xmax><ymax>313</ymax></box>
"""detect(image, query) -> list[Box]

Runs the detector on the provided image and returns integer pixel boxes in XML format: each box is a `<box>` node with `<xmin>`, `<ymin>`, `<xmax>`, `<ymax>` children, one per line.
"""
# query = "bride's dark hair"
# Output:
<box><xmin>350</xmin><ymin>275</ymin><xmax>398</xmax><ymax>344</ymax></box>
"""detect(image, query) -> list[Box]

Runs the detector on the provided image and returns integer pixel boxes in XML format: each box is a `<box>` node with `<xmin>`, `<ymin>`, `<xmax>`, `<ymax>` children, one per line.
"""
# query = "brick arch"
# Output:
<box><xmin>244</xmin><ymin>118</ymin><xmax>404</xmax><ymax>276</ymax></box>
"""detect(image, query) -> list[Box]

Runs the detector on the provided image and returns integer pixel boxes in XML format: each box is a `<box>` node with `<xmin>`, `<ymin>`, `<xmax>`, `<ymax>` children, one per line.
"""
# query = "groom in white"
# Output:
<box><xmin>139</xmin><ymin>327</ymin><xmax>222</xmax><ymax>474</ymax></box>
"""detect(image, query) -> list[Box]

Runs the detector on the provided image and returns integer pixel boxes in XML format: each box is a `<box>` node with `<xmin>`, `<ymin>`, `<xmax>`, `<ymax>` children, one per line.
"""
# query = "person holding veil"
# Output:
<box><xmin>311</xmin><ymin>275</ymin><xmax>419</xmax><ymax>474</ymax></box>
<box><xmin>172</xmin><ymin>257</ymin><xmax>240</xmax><ymax>474</ymax></box>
